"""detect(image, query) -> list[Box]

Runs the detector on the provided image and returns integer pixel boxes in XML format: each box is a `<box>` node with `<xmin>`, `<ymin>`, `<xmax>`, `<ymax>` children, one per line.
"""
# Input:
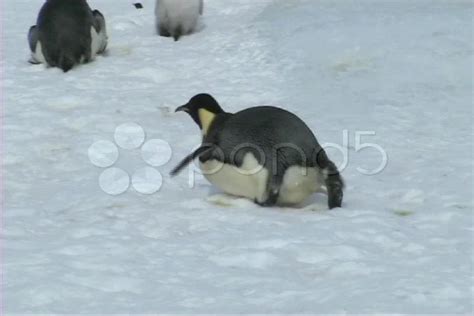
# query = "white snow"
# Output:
<box><xmin>2</xmin><ymin>0</ymin><xmax>473</xmax><ymax>314</ymax></box>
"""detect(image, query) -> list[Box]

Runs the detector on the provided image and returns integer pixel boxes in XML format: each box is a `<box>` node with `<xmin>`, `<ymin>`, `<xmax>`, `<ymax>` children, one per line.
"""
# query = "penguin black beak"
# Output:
<box><xmin>175</xmin><ymin>104</ymin><xmax>190</xmax><ymax>113</ymax></box>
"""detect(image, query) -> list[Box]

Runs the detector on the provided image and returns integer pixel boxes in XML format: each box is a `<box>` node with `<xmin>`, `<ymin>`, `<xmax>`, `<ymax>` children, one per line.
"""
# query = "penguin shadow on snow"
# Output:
<box><xmin>206</xmin><ymin>191</ymin><xmax>330</xmax><ymax>212</ymax></box>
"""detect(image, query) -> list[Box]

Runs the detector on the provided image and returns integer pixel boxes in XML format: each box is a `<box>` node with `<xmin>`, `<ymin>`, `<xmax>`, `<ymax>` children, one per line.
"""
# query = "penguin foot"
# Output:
<box><xmin>303</xmin><ymin>203</ymin><xmax>327</xmax><ymax>212</ymax></box>
<box><xmin>159</xmin><ymin>26</ymin><xmax>171</xmax><ymax>38</ymax></box>
<box><xmin>28</xmin><ymin>58</ymin><xmax>41</xmax><ymax>65</ymax></box>
<box><xmin>255</xmin><ymin>197</ymin><xmax>277</xmax><ymax>207</ymax></box>
<box><xmin>256</xmin><ymin>200</ymin><xmax>275</xmax><ymax>207</ymax></box>
<box><xmin>258</xmin><ymin>176</ymin><xmax>282</xmax><ymax>207</ymax></box>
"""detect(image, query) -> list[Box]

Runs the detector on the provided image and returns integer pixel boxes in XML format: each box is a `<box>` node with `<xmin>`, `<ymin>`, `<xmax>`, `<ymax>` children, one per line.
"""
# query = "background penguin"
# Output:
<box><xmin>171</xmin><ymin>94</ymin><xmax>344</xmax><ymax>209</ymax></box>
<box><xmin>28</xmin><ymin>0</ymin><xmax>108</xmax><ymax>72</ymax></box>
<box><xmin>155</xmin><ymin>0</ymin><xmax>203</xmax><ymax>41</ymax></box>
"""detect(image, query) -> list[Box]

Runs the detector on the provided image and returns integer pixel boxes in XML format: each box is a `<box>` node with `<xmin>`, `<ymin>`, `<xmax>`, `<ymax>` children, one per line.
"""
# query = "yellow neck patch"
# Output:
<box><xmin>198</xmin><ymin>108</ymin><xmax>216</xmax><ymax>136</ymax></box>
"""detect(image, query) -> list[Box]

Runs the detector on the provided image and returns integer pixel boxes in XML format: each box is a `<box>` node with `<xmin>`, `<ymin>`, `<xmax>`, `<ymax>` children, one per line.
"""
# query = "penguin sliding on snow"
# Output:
<box><xmin>28</xmin><ymin>0</ymin><xmax>108</xmax><ymax>72</ymax></box>
<box><xmin>155</xmin><ymin>0</ymin><xmax>203</xmax><ymax>41</ymax></box>
<box><xmin>171</xmin><ymin>94</ymin><xmax>344</xmax><ymax>209</ymax></box>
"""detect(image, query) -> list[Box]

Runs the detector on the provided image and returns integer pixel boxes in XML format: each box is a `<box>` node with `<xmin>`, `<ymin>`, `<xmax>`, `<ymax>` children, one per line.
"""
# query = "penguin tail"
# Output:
<box><xmin>315</xmin><ymin>148</ymin><xmax>344</xmax><ymax>209</ymax></box>
<box><xmin>323</xmin><ymin>162</ymin><xmax>344</xmax><ymax>209</ymax></box>
<box><xmin>173</xmin><ymin>26</ymin><xmax>183</xmax><ymax>41</ymax></box>
<box><xmin>44</xmin><ymin>39</ymin><xmax>82</xmax><ymax>72</ymax></box>
<box><xmin>58</xmin><ymin>54</ymin><xmax>76</xmax><ymax>72</ymax></box>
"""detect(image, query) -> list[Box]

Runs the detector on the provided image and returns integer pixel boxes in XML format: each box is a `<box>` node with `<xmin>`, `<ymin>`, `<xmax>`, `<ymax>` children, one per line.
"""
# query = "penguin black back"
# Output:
<box><xmin>37</xmin><ymin>0</ymin><xmax>93</xmax><ymax>72</ymax></box>
<box><xmin>206</xmin><ymin>106</ymin><xmax>321</xmax><ymax>169</ymax></box>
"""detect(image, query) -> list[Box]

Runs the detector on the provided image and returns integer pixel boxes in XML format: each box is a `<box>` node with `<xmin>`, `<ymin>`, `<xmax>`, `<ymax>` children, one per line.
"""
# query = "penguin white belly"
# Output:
<box><xmin>200</xmin><ymin>153</ymin><xmax>324</xmax><ymax>206</ymax></box>
<box><xmin>200</xmin><ymin>153</ymin><xmax>269</xmax><ymax>203</ymax></box>
<box><xmin>90</xmin><ymin>26</ymin><xmax>107</xmax><ymax>58</ymax></box>
<box><xmin>31</xmin><ymin>41</ymin><xmax>46</xmax><ymax>64</ymax></box>
<box><xmin>156</xmin><ymin>0</ymin><xmax>201</xmax><ymax>33</ymax></box>
<box><xmin>278</xmin><ymin>166</ymin><xmax>324</xmax><ymax>205</ymax></box>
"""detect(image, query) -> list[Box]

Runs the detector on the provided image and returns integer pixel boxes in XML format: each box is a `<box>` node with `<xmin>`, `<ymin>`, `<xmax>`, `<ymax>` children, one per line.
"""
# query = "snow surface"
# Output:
<box><xmin>2</xmin><ymin>0</ymin><xmax>473</xmax><ymax>314</ymax></box>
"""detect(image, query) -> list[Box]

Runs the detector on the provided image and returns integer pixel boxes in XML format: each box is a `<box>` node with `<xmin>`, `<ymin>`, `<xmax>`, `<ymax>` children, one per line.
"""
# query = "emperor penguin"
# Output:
<box><xmin>171</xmin><ymin>94</ymin><xmax>344</xmax><ymax>209</ymax></box>
<box><xmin>28</xmin><ymin>0</ymin><xmax>108</xmax><ymax>72</ymax></box>
<box><xmin>155</xmin><ymin>0</ymin><xmax>203</xmax><ymax>41</ymax></box>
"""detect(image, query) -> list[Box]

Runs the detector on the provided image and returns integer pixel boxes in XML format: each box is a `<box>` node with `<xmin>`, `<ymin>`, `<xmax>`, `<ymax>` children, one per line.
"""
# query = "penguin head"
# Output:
<box><xmin>176</xmin><ymin>94</ymin><xmax>224</xmax><ymax>135</ymax></box>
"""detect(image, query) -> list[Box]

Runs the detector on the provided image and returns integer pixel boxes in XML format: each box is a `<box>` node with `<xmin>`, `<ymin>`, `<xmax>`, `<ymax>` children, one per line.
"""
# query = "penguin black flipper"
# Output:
<box><xmin>91</xmin><ymin>10</ymin><xmax>104</xmax><ymax>32</ymax></box>
<box><xmin>91</xmin><ymin>9</ymin><xmax>108</xmax><ymax>54</ymax></box>
<box><xmin>27</xmin><ymin>26</ymin><xmax>42</xmax><ymax>64</ymax></box>
<box><xmin>199</xmin><ymin>0</ymin><xmax>204</xmax><ymax>15</ymax></box>
<box><xmin>28</xmin><ymin>25</ymin><xmax>38</xmax><ymax>53</ymax></box>
<box><xmin>171</xmin><ymin>145</ymin><xmax>214</xmax><ymax>176</ymax></box>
